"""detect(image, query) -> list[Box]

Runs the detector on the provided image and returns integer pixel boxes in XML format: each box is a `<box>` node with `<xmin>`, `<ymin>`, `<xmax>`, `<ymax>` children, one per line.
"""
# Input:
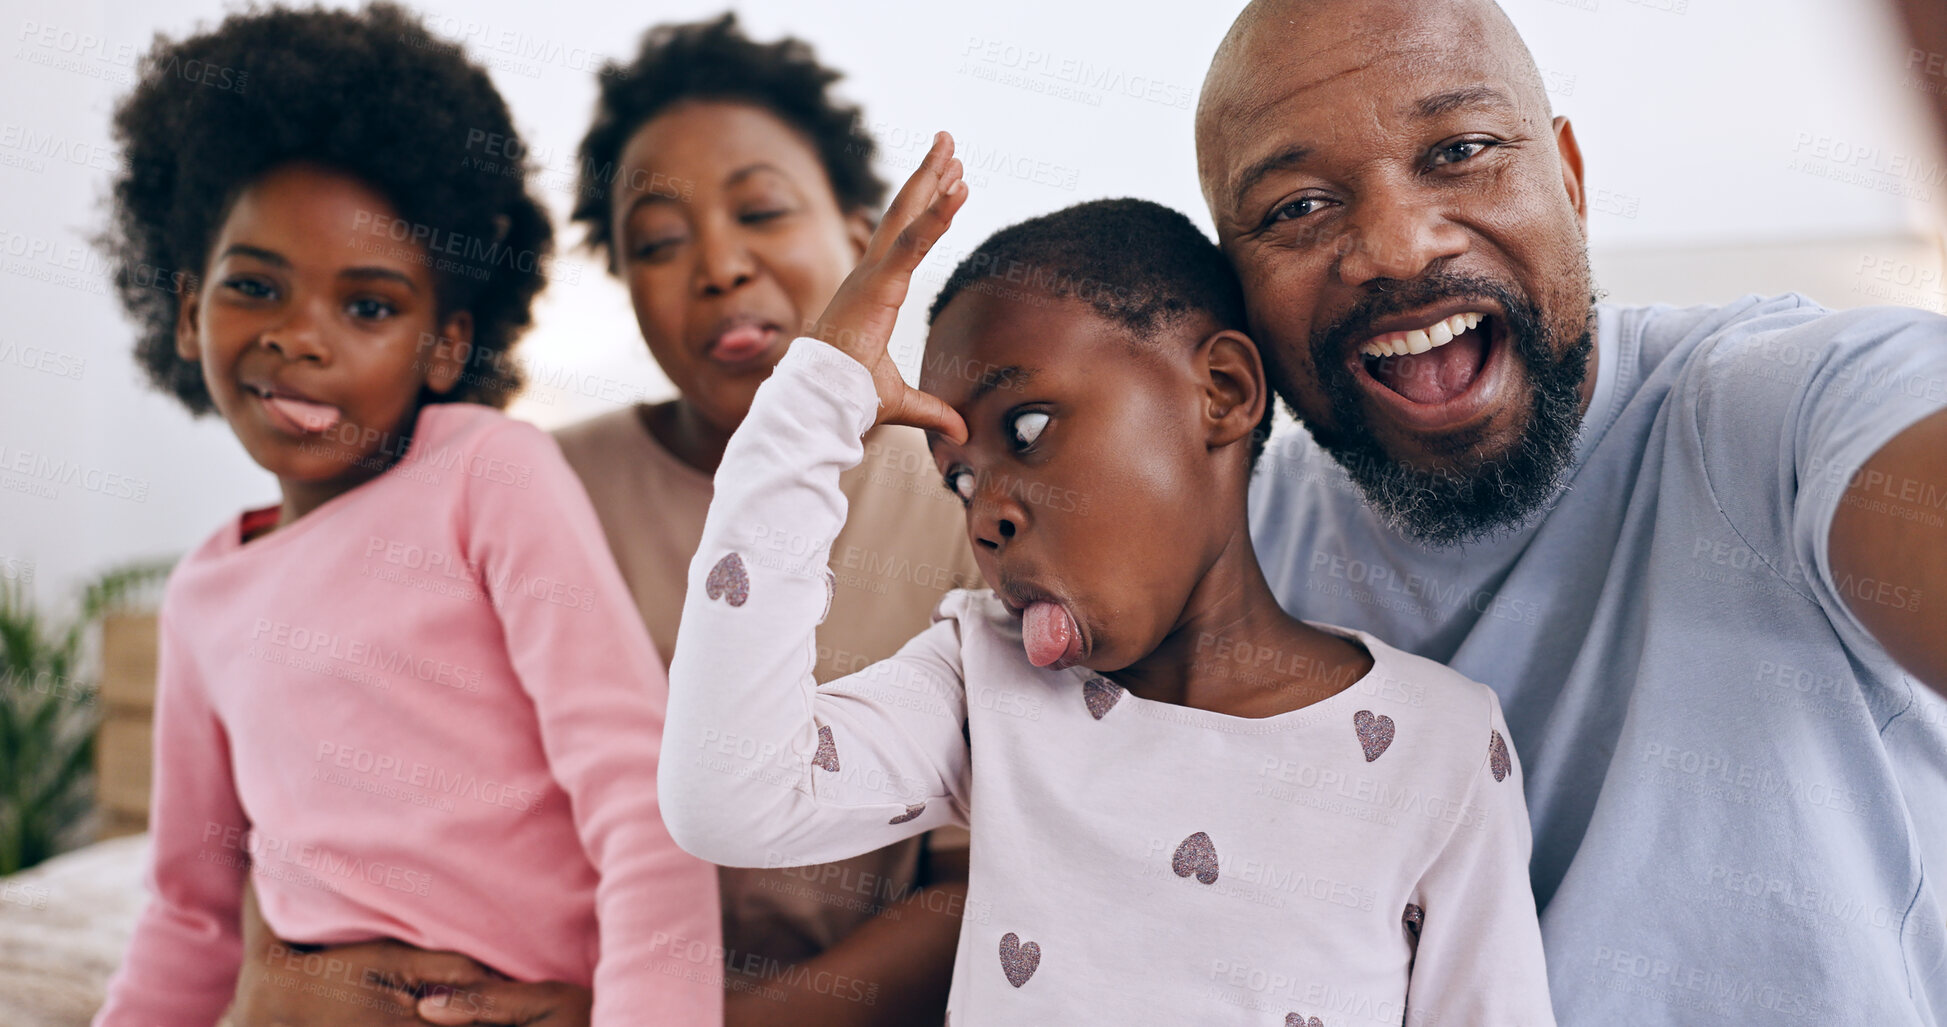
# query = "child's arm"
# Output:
<box><xmin>463</xmin><ymin>421</ymin><xmax>722</xmax><ymax>1027</ymax></box>
<box><xmin>657</xmin><ymin>342</ymin><xmax>977</xmax><ymax>868</ymax></box>
<box><xmin>1401</xmin><ymin>694</ymin><xmax>1556</xmax><ymax>1027</ymax></box>
<box><xmin>93</xmin><ymin>606</ymin><xmax>251</xmax><ymax>1027</ymax></box>
<box><xmin>658</xmin><ymin>135</ymin><xmax>978</xmax><ymax>869</ymax></box>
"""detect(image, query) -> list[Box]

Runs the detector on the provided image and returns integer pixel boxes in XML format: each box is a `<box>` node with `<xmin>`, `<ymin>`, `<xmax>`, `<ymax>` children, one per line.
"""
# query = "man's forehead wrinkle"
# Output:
<box><xmin>1226</xmin><ymin>45</ymin><xmax>1388</xmax><ymax>127</ymax></box>
<box><xmin>1197</xmin><ymin>9</ymin><xmax>1355</xmax><ymax>143</ymax></box>
<box><xmin>1199</xmin><ymin>0</ymin><xmax>1549</xmax><ymax>214</ymax></box>
<box><xmin>1218</xmin><ymin>41</ymin><xmax>1471</xmax><ymax>212</ymax></box>
<box><xmin>1414</xmin><ymin>84</ymin><xmax>1515</xmax><ymax>119</ymax></box>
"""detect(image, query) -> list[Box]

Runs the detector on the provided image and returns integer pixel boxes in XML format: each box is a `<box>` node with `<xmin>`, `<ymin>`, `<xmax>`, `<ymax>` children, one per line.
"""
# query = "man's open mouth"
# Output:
<box><xmin>1347</xmin><ymin>307</ymin><xmax>1509</xmax><ymax>431</ymax></box>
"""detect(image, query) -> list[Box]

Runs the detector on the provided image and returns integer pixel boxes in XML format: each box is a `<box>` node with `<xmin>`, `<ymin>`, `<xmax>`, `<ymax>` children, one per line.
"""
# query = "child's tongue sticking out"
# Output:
<box><xmin>266</xmin><ymin>394</ymin><xmax>342</xmax><ymax>433</ymax></box>
<box><xmin>1022</xmin><ymin>600</ymin><xmax>1080</xmax><ymax>668</ymax></box>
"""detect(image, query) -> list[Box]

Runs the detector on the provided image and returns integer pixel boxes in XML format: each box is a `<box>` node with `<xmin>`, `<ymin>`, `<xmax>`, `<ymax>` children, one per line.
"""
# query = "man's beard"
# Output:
<box><xmin>1294</xmin><ymin>272</ymin><xmax>1594</xmax><ymax>547</ymax></box>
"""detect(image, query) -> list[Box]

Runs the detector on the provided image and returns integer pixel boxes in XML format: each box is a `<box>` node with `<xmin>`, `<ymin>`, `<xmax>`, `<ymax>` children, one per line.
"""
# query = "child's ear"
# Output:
<box><xmin>422</xmin><ymin>311</ymin><xmax>474</xmax><ymax>396</ymax></box>
<box><xmin>175</xmin><ymin>288</ymin><xmax>203</xmax><ymax>362</ymax></box>
<box><xmin>1196</xmin><ymin>328</ymin><xmax>1267</xmax><ymax>453</ymax></box>
<box><xmin>844</xmin><ymin>210</ymin><xmax>873</xmax><ymax>261</ymax></box>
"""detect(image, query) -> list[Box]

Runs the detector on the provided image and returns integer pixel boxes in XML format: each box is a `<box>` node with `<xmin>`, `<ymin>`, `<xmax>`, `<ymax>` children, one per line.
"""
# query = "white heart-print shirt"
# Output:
<box><xmin>660</xmin><ymin>338</ymin><xmax>1556</xmax><ymax>1026</ymax></box>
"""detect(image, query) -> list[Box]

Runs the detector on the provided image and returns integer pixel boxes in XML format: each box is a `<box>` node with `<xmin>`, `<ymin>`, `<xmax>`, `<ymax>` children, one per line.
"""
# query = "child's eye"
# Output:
<box><xmin>739</xmin><ymin>208</ymin><xmax>789</xmax><ymax>225</ymax></box>
<box><xmin>346</xmin><ymin>297</ymin><xmax>396</xmax><ymax>321</ymax></box>
<box><xmin>944</xmin><ymin>468</ymin><xmax>976</xmax><ymax>504</ymax></box>
<box><xmin>223</xmin><ymin>276</ymin><xmax>275</xmax><ymax>299</ymax></box>
<box><xmin>1011</xmin><ymin>411</ymin><xmax>1049</xmax><ymax>449</ymax></box>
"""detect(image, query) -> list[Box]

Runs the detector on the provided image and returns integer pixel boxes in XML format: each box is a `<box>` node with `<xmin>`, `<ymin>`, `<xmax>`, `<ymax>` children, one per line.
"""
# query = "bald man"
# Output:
<box><xmin>1201</xmin><ymin>1</ymin><xmax>1947</xmax><ymax>1022</ymax></box>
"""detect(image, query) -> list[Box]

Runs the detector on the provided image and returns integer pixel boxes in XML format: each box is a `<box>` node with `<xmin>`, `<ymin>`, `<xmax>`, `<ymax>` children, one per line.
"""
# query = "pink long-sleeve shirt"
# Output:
<box><xmin>95</xmin><ymin>403</ymin><xmax>722</xmax><ymax>1027</ymax></box>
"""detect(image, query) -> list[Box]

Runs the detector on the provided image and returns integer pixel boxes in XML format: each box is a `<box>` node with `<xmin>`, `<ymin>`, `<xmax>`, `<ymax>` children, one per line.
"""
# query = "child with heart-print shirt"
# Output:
<box><xmin>659</xmin><ymin>135</ymin><xmax>1556</xmax><ymax>1026</ymax></box>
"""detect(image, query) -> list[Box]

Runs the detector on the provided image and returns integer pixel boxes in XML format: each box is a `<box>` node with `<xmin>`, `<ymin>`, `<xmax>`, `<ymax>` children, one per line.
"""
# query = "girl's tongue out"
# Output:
<box><xmin>1022</xmin><ymin>600</ymin><xmax>1081</xmax><ymax>668</ymax></box>
<box><xmin>265</xmin><ymin>394</ymin><xmax>342</xmax><ymax>433</ymax></box>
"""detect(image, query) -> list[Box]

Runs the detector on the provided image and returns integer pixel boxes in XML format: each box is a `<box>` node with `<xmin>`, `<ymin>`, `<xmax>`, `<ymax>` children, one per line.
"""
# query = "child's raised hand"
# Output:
<box><xmin>806</xmin><ymin>131</ymin><xmax>970</xmax><ymax>443</ymax></box>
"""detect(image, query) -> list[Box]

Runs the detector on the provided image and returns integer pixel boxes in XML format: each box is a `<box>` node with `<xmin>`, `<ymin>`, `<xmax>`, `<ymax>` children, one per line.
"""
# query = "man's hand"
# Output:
<box><xmin>232</xmin><ymin>883</ymin><xmax>591</xmax><ymax>1026</ymax></box>
<box><xmin>231</xmin><ymin>935</ymin><xmax>499</xmax><ymax>1025</ymax></box>
<box><xmin>233</xmin><ymin>937</ymin><xmax>591</xmax><ymax>1027</ymax></box>
<box><xmin>805</xmin><ymin>130</ymin><xmax>970</xmax><ymax>443</ymax></box>
<box><xmin>416</xmin><ymin>980</ymin><xmax>592</xmax><ymax>1026</ymax></box>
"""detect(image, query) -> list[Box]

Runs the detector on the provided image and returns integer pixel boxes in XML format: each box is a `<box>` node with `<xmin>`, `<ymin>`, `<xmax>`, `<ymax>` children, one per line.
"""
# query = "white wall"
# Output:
<box><xmin>1</xmin><ymin>0</ymin><xmax>1941</xmax><ymax>608</ymax></box>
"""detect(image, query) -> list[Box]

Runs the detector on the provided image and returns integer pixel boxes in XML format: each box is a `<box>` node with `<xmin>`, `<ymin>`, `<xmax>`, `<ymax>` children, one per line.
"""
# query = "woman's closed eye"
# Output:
<box><xmin>739</xmin><ymin>206</ymin><xmax>791</xmax><ymax>226</ymax></box>
<box><xmin>632</xmin><ymin>234</ymin><xmax>686</xmax><ymax>261</ymax></box>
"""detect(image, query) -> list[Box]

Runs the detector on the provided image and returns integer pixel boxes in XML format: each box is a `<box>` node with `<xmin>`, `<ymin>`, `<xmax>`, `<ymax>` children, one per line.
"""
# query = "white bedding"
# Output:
<box><xmin>0</xmin><ymin>835</ymin><xmax>147</xmax><ymax>1027</ymax></box>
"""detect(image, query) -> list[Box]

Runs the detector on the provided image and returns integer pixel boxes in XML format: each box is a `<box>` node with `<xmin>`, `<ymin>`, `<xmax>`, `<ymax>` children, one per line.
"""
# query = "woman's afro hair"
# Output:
<box><xmin>103</xmin><ymin>2</ymin><xmax>553</xmax><ymax>414</ymax></box>
<box><xmin>571</xmin><ymin>13</ymin><xmax>887</xmax><ymax>269</ymax></box>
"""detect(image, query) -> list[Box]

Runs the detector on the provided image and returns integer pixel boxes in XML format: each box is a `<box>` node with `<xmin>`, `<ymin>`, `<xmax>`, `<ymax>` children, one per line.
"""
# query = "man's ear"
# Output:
<box><xmin>1554</xmin><ymin>116</ymin><xmax>1587</xmax><ymax>232</ymax></box>
<box><xmin>1197</xmin><ymin>328</ymin><xmax>1268</xmax><ymax>452</ymax></box>
<box><xmin>844</xmin><ymin>210</ymin><xmax>873</xmax><ymax>261</ymax></box>
<box><xmin>423</xmin><ymin>311</ymin><xmax>474</xmax><ymax>396</ymax></box>
<box><xmin>175</xmin><ymin>287</ymin><xmax>203</xmax><ymax>362</ymax></box>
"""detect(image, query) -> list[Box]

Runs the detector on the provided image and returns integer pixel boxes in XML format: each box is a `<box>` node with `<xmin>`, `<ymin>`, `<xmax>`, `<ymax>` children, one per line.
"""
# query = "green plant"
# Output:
<box><xmin>0</xmin><ymin>560</ymin><xmax>173</xmax><ymax>874</ymax></box>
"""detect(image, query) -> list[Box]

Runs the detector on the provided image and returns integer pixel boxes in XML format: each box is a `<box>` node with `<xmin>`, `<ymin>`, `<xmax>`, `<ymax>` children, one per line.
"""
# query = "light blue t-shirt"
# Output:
<box><xmin>1251</xmin><ymin>295</ymin><xmax>1947</xmax><ymax>1025</ymax></box>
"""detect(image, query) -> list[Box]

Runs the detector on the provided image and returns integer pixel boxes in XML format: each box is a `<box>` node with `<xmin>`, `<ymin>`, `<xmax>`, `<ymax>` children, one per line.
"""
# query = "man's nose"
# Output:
<box><xmin>1334</xmin><ymin>189</ymin><xmax>1470</xmax><ymax>288</ymax></box>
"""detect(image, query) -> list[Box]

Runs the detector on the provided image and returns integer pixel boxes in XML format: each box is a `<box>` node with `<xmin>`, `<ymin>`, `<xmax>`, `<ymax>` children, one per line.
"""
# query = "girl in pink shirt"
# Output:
<box><xmin>93</xmin><ymin>7</ymin><xmax>719</xmax><ymax>1025</ymax></box>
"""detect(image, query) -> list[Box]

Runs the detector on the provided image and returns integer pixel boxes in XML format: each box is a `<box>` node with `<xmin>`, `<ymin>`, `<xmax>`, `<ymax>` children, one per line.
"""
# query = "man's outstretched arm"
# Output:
<box><xmin>1830</xmin><ymin>407</ymin><xmax>1947</xmax><ymax>698</ymax></box>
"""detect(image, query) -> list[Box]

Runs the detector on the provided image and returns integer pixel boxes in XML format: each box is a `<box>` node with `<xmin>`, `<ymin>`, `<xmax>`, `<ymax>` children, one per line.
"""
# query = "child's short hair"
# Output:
<box><xmin>571</xmin><ymin>13</ymin><xmax>887</xmax><ymax>270</ymax></box>
<box><xmin>926</xmin><ymin>198</ymin><xmax>1274</xmax><ymax>463</ymax></box>
<box><xmin>103</xmin><ymin>2</ymin><xmax>552</xmax><ymax>415</ymax></box>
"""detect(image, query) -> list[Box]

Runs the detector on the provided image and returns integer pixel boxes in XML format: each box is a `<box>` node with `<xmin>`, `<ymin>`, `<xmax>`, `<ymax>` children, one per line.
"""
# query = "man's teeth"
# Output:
<box><xmin>1359</xmin><ymin>312</ymin><xmax>1484</xmax><ymax>359</ymax></box>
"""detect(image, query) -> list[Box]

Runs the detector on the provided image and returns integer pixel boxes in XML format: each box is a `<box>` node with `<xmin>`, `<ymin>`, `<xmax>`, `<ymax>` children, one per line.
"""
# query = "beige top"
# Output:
<box><xmin>554</xmin><ymin>404</ymin><xmax>982</xmax><ymax>970</ymax></box>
